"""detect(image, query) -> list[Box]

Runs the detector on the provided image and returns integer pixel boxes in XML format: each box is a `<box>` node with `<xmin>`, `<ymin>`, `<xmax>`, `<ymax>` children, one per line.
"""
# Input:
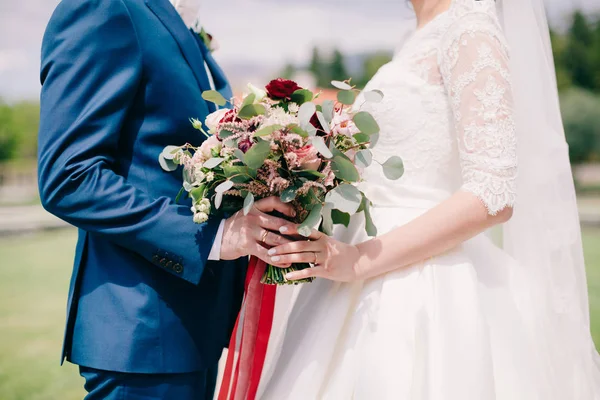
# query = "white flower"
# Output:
<box><xmin>287</xmin><ymin>103</ymin><xmax>299</xmax><ymax>114</ymax></box>
<box><xmin>332</xmin><ymin>112</ymin><xmax>360</xmax><ymax>136</ymax></box>
<box><xmin>194</xmin><ymin>200</ymin><xmax>210</xmax><ymax>213</ymax></box>
<box><xmin>191</xmin><ymin>118</ymin><xmax>203</xmax><ymax>130</ymax></box>
<box><xmin>198</xmin><ymin>134</ymin><xmax>222</xmax><ymax>160</ymax></box>
<box><xmin>205</xmin><ymin>172</ymin><xmax>215</xmax><ymax>182</ymax></box>
<box><xmin>247</xmin><ymin>83</ymin><xmax>267</xmax><ymax>102</ymax></box>
<box><xmin>193</xmin><ymin>212</ymin><xmax>209</xmax><ymax>224</ymax></box>
<box><xmin>205</xmin><ymin>109</ymin><xmax>229</xmax><ymax>134</ymax></box>
<box><xmin>200</xmin><ymin>198</ymin><xmax>211</xmax><ymax>208</ymax></box>
<box><xmin>194</xmin><ymin>169</ymin><xmax>206</xmax><ymax>183</ymax></box>
<box><xmin>262</xmin><ymin>106</ymin><xmax>298</xmax><ymax>128</ymax></box>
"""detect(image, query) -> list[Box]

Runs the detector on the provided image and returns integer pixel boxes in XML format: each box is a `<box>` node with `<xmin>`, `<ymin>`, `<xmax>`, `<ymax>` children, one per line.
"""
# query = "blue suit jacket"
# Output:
<box><xmin>38</xmin><ymin>0</ymin><xmax>246</xmax><ymax>373</ymax></box>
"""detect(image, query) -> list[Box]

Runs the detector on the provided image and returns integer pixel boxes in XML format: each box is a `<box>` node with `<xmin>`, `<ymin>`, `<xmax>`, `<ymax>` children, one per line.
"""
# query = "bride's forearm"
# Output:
<box><xmin>354</xmin><ymin>191</ymin><xmax>513</xmax><ymax>280</ymax></box>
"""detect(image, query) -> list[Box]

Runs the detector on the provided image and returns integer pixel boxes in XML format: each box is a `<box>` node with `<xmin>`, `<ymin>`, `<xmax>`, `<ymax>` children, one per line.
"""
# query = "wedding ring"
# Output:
<box><xmin>261</xmin><ymin>230</ymin><xmax>269</xmax><ymax>244</ymax></box>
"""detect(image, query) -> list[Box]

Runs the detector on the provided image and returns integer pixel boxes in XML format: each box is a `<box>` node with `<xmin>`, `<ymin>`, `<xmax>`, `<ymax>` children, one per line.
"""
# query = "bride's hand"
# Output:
<box><xmin>268</xmin><ymin>227</ymin><xmax>363</xmax><ymax>282</ymax></box>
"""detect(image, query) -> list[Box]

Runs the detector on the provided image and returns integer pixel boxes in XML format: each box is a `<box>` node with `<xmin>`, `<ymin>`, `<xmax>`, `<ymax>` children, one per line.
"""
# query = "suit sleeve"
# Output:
<box><xmin>38</xmin><ymin>0</ymin><xmax>220</xmax><ymax>284</ymax></box>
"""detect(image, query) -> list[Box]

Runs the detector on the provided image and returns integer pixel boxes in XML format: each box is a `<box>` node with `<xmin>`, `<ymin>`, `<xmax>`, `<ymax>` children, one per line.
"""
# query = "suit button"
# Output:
<box><xmin>173</xmin><ymin>264</ymin><xmax>183</xmax><ymax>274</ymax></box>
<box><xmin>152</xmin><ymin>255</ymin><xmax>160</xmax><ymax>263</ymax></box>
<box><xmin>159</xmin><ymin>258</ymin><xmax>167</xmax><ymax>267</ymax></box>
<box><xmin>166</xmin><ymin>261</ymin><xmax>173</xmax><ymax>269</ymax></box>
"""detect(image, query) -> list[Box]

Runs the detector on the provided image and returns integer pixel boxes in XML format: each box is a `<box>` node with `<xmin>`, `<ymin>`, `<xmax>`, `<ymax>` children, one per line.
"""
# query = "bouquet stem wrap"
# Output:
<box><xmin>218</xmin><ymin>256</ymin><xmax>276</xmax><ymax>400</ymax></box>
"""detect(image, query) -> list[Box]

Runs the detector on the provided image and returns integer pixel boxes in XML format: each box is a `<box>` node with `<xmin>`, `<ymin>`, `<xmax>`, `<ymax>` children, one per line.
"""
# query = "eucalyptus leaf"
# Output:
<box><xmin>306</xmin><ymin>124</ymin><xmax>318</xmax><ymax>137</ymax></box>
<box><xmin>311</xmin><ymin>136</ymin><xmax>333</xmax><ymax>159</ymax></box>
<box><xmin>353</xmin><ymin>133</ymin><xmax>370</xmax><ymax>144</ymax></box>
<box><xmin>280</xmin><ymin>186</ymin><xmax>298</xmax><ymax>203</ymax></box>
<box><xmin>244</xmin><ymin>140</ymin><xmax>271</xmax><ymax>169</ymax></box>
<box><xmin>243</xmin><ymin>192</ymin><xmax>255</xmax><ymax>216</ymax></box>
<box><xmin>364</xmin><ymin>90</ymin><xmax>384</xmax><ymax>103</ymax></box>
<box><xmin>215</xmin><ymin>180</ymin><xmax>234</xmax><ymax>193</ymax></box>
<box><xmin>290</xmin><ymin>124</ymin><xmax>309</xmax><ymax>138</ymax></box>
<box><xmin>161</xmin><ymin>145</ymin><xmax>180</xmax><ymax>161</ymax></box>
<box><xmin>325</xmin><ymin>184</ymin><xmax>362</xmax><ymax>215</ymax></box>
<box><xmin>292</xmin><ymin>169</ymin><xmax>326</xmax><ymax>180</ymax></box>
<box><xmin>355</xmin><ymin>149</ymin><xmax>373</xmax><ymax>169</ymax></box>
<box><xmin>219</xmin><ymin>130</ymin><xmax>235</xmax><ymax>139</ymax></box>
<box><xmin>353</xmin><ymin>111</ymin><xmax>380</xmax><ymax>135</ymax></box>
<box><xmin>298</xmin><ymin>102</ymin><xmax>316</xmax><ymax>129</ymax></box>
<box><xmin>331</xmin><ymin>209</ymin><xmax>351</xmax><ymax>227</ymax></box>
<box><xmin>331</xmin><ymin>80</ymin><xmax>353</xmax><ymax>90</ymax></box>
<box><xmin>290</xmin><ymin>89</ymin><xmax>313</xmax><ymax>105</ymax></box>
<box><xmin>331</xmin><ymin>155</ymin><xmax>360</xmax><ymax>182</ymax></box>
<box><xmin>316</xmin><ymin>111</ymin><xmax>331</xmax><ymax>134</ymax></box>
<box><xmin>159</xmin><ymin>154</ymin><xmax>178</xmax><ymax>172</ymax></box>
<box><xmin>215</xmin><ymin>191</ymin><xmax>224</xmax><ymax>209</ymax></box>
<box><xmin>321</xmin><ymin>204</ymin><xmax>334</xmax><ymax>236</ymax></box>
<box><xmin>203</xmin><ymin>157</ymin><xmax>225</xmax><ymax>169</ymax></box>
<box><xmin>370</xmin><ymin>133</ymin><xmax>380</xmax><ymax>148</ymax></box>
<box><xmin>202</xmin><ymin>90</ymin><xmax>227</xmax><ymax>106</ymax></box>
<box><xmin>241</xmin><ymin>93</ymin><xmax>256</xmax><ymax>109</ymax></box>
<box><xmin>337</xmin><ymin>90</ymin><xmax>356</xmax><ymax>106</ymax></box>
<box><xmin>321</xmin><ymin>100</ymin><xmax>335</xmax><ymax>124</ymax></box>
<box><xmin>362</xmin><ymin>196</ymin><xmax>377</xmax><ymax>237</ymax></box>
<box><xmin>382</xmin><ymin>156</ymin><xmax>405</xmax><ymax>180</ymax></box>
<box><xmin>298</xmin><ymin>203</ymin><xmax>323</xmax><ymax>237</ymax></box>
<box><xmin>233</xmin><ymin>149</ymin><xmax>246</xmax><ymax>163</ymax></box>
<box><xmin>254</xmin><ymin>124</ymin><xmax>283</xmax><ymax>137</ymax></box>
<box><xmin>238</xmin><ymin>104</ymin><xmax>266</xmax><ymax>120</ymax></box>
<box><xmin>223</xmin><ymin>165</ymin><xmax>255</xmax><ymax>183</ymax></box>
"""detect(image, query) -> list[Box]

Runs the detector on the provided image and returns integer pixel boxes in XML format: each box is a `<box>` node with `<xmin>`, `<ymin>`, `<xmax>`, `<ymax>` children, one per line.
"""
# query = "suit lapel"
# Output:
<box><xmin>145</xmin><ymin>0</ymin><xmax>213</xmax><ymax>93</ymax></box>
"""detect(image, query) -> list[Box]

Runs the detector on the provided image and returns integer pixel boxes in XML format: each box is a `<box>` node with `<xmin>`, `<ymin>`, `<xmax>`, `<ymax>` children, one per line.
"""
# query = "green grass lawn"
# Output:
<box><xmin>1</xmin><ymin>228</ymin><xmax>600</xmax><ymax>399</ymax></box>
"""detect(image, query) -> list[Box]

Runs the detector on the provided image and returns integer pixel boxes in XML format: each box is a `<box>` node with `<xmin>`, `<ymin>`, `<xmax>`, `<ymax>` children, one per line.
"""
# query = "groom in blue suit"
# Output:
<box><xmin>38</xmin><ymin>0</ymin><xmax>295</xmax><ymax>398</ymax></box>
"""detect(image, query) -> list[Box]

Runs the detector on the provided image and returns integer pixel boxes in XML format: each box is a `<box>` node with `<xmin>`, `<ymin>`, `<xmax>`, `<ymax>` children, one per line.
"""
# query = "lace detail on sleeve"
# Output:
<box><xmin>440</xmin><ymin>13</ymin><xmax>517</xmax><ymax>215</ymax></box>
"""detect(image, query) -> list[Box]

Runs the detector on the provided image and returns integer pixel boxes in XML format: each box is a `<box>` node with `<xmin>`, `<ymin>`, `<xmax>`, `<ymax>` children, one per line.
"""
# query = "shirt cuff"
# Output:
<box><xmin>208</xmin><ymin>219</ymin><xmax>225</xmax><ymax>261</ymax></box>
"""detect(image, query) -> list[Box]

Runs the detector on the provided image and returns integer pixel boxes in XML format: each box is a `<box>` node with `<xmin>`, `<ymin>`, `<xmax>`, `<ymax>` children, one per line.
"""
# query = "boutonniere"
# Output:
<box><xmin>194</xmin><ymin>23</ymin><xmax>219</xmax><ymax>53</ymax></box>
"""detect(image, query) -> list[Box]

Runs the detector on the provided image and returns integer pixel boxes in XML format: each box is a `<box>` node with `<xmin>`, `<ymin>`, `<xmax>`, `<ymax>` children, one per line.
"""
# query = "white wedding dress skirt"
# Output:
<box><xmin>259</xmin><ymin>193</ymin><xmax>547</xmax><ymax>400</ymax></box>
<box><xmin>258</xmin><ymin>1</ymin><xmax>600</xmax><ymax>398</ymax></box>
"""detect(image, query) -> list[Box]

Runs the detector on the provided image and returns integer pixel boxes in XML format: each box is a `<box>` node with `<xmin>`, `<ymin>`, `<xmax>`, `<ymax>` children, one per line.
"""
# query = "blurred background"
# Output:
<box><xmin>1</xmin><ymin>0</ymin><xmax>600</xmax><ymax>398</ymax></box>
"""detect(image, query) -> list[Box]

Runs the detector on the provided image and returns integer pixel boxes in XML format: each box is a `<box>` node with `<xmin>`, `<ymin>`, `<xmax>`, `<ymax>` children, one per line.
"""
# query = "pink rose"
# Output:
<box><xmin>198</xmin><ymin>134</ymin><xmax>221</xmax><ymax>161</ymax></box>
<box><xmin>294</xmin><ymin>145</ymin><xmax>321</xmax><ymax>170</ymax></box>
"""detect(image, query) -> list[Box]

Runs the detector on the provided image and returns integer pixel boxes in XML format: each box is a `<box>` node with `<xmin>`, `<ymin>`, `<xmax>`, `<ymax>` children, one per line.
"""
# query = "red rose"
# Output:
<box><xmin>265</xmin><ymin>78</ymin><xmax>302</xmax><ymax>100</ymax></box>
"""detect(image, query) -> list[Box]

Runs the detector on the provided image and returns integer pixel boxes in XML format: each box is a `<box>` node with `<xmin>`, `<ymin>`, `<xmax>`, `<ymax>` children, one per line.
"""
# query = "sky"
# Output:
<box><xmin>0</xmin><ymin>0</ymin><xmax>599</xmax><ymax>101</ymax></box>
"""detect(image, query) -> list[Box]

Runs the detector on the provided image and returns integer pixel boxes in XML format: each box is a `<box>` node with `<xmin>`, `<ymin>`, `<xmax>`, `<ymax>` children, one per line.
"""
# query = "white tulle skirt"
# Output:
<box><xmin>257</xmin><ymin>203</ymin><xmax>599</xmax><ymax>400</ymax></box>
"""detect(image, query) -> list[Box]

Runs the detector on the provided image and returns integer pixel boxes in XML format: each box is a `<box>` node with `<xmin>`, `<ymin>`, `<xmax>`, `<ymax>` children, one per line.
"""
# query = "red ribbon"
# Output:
<box><xmin>218</xmin><ymin>257</ymin><xmax>276</xmax><ymax>400</ymax></box>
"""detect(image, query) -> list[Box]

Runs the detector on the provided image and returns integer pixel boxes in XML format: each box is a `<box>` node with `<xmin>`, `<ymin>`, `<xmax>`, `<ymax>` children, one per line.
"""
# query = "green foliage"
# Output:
<box><xmin>560</xmin><ymin>88</ymin><xmax>600</xmax><ymax>164</ymax></box>
<box><xmin>0</xmin><ymin>100</ymin><xmax>39</xmax><ymax>162</ymax></box>
<box><xmin>330</xmin><ymin>49</ymin><xmax>349</xmax><ymax>83</ymax></box>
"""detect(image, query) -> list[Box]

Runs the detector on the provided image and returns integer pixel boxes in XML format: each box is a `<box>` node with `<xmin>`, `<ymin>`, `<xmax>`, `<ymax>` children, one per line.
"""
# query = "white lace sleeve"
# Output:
<box><xmin>440</xmin><ymin>14</ymin><xmax>517</xmax><ymax>215</ymax></box>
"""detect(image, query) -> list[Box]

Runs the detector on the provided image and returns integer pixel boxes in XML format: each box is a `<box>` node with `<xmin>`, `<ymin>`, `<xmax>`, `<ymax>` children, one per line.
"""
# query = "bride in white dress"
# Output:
<box><xmin>256</xmin><ymin>0</ymin><xmax>600</xmax><ymax>398</ymax></box>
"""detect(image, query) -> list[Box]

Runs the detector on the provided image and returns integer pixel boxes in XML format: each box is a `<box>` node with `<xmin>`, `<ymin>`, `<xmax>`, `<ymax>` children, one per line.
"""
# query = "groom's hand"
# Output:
<box><xmin>219</xmin><ymin>197</ymin><xmax>297</xmax><ymax>265</ymax></box>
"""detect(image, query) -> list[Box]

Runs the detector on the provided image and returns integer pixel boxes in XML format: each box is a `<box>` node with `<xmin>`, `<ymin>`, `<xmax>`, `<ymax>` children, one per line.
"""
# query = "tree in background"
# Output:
<box><xmin>0</xmin><ymin>101</ymin><xmax>40</xmax><ymax>163</ymax></box>
<box><xmin>0</xmin><ymin>103</ymin><xmax>19</xmax><ymax>162</ymax></box>
<box><xmin>309</xmin><ymin>47</ymin><xmax>330</xmax><ymax>88</ymax></box>
<box><xmin>280</xmin><ymin>63</ymin><xmax>296</xmax><ymax>80</ymax></box>
<box><xmin>560</xmin><ymin>88</ymin><xmax>600</xmax><ymax>164</ymax></box>
<box><xmin>329</xmin><ymin>49</ymin><xmax>349</xmax><ymax>83</ymax></box>
<box><xmin>561</xmin><ymin>11</ymin><xmax>597</xmax><ymax>92</ymax></box>
<box><xmin>357</xmin><ymin>52</ymin><xmax>393</xmax><ymax>88</ymax></box>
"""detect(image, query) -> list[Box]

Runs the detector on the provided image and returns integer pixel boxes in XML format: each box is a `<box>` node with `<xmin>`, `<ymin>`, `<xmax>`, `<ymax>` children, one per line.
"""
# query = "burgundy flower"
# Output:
<box><xmin>265</xmin><ymin>78</ymin><xmax>302</xmax><ymax>100</ymax></box>
<box><xmin>238</xmin><ymin>139</ymin><xmax>253</xmax><ymax>153</ymax></box>
<box><xmin>220</xmin><ymin>109</ymin><xmax>240</xmax><ymax>124</ymax></box>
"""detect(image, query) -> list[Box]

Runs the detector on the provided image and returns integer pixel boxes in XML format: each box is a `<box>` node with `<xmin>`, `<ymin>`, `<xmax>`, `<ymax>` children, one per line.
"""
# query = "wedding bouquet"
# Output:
<box><xmin>159</xmin><ymin>78</ymin><xmax>404</xmax><ymax>285</ymax></box>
